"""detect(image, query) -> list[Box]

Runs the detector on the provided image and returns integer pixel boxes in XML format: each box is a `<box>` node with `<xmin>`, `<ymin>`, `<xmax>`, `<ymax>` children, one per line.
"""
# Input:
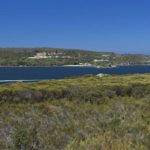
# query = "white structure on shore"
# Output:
<box><xmin>96</xmin><ymin>73</ymin><xmax>107</xmax><ymax>77</ymax></box>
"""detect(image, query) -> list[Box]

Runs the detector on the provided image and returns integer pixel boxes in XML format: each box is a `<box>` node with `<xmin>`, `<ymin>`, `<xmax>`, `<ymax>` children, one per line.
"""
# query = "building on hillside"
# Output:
<box><xmin>28</xmin><ymin>52</ymin><xmax>48</xmax><ymax>59</ymax></box>
<box><xmin>102</xmin><ymin>54</ymin><xmax>110</xmax><ymax>57</ymax></box>
<box><xmin>93</xmin><ymin>59</ymin><xmax>109</xmax><ymax>62</ymax></box>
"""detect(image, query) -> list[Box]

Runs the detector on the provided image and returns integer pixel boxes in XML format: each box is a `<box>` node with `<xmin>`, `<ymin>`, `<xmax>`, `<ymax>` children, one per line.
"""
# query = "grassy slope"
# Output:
<box><xmin>0</xmin><ymin>74</ymin><xmax>150</xmax><ymax>149</ymax></box>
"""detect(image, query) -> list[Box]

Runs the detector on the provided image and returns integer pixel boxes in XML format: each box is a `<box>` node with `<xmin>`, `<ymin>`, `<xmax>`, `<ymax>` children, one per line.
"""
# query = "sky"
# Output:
<box><xmin>0</xmin><ymin>0</ymin><xmax>150</xmax><ymax>54</ymax></box>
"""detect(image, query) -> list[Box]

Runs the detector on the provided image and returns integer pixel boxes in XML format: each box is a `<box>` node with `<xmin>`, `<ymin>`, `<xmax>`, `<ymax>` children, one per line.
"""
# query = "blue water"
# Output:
<box><xmin>0</xmin><ymin>66</ymin><xmax>150</xmax><ymax>83</ymax></box>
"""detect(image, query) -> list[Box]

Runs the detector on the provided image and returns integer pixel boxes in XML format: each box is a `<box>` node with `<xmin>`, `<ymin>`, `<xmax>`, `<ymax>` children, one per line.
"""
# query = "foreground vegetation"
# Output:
<box><xmin>0</xmin><ymin>74</ymin><xmax>150</xmax><ymax>149</ymax></box>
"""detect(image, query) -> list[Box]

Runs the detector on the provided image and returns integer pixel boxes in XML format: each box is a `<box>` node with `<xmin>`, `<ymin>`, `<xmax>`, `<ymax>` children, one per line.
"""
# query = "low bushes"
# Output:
<box><xmin>1</xmin><ymin>76</ymin><xmax>150</xmax><ymax>103</ymax></box>
<box><xmin>0</xmin><ymin>96</ymin><xmax>149</xmax><ymax>149</ymax></box>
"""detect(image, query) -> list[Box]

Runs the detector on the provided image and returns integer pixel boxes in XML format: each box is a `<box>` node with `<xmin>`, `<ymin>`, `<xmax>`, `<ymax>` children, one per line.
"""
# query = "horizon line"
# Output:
<box><xmin>0</xmin><ymin>47</ymin><xmax>149</xmax><ymax>56</ymax></box>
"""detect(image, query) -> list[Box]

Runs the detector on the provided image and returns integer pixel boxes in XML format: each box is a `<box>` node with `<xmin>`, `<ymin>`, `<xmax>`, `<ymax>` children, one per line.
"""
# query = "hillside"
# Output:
<box><xmin>0</xmin><ymin>48</ymin><xmax>149</xmax><ymax>67</ymax></box>
<box><xmin>0</xmin><ymin>74</ymin><xmax>150</xmax><ymax>149</ymax></box>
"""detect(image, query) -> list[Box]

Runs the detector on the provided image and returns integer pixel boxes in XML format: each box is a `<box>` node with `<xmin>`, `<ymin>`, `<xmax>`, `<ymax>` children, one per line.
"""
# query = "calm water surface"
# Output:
<box><xmin>0</xmin><ymin>66</ymin><xmax>150</xmax><ymax>83</ymax></box>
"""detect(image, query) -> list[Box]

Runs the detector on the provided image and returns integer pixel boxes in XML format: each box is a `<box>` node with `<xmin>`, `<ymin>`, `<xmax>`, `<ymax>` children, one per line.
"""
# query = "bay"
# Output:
<box><xmin>0</xmin><ymin>65</ymin><xmax>150</xmax><ymax>83</ymax></box>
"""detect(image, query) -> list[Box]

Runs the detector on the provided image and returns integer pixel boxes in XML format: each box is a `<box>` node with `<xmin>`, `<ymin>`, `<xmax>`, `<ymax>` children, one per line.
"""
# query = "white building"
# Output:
<box><xmin>93</xmin><ymin>59</ymin><xmax>109</xmax><ymax>62</ymax></box>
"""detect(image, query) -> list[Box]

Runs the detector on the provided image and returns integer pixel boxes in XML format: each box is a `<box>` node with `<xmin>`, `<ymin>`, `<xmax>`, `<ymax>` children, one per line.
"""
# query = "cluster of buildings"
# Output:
<box><xmin>28</xmin><ymin>52</ymin><xmax>72</xmax><ymax>59</ymax></box>
<box><xmin>93</xmin><ymin>54</ymin><xmax>110</xmax><ymax>62</ymax></box>
<box><xmin>28</xmin><ymin>52</ymin><xmax>115</xmax><ymax>67</ymax></box>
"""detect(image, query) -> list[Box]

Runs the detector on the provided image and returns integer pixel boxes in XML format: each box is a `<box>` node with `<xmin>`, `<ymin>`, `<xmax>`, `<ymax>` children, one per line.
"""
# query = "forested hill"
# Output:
<box><xmin>0</xmin><ymin>48</ymin><xmax>149</xmax><ymax>67</ymax></box>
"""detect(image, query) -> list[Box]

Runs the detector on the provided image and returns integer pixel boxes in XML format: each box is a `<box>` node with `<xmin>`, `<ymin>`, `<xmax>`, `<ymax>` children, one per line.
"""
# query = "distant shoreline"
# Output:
<box><xmin>0</xmin><ymin>65</ymin><xmax>117</xmax><ymax>68</ymax></box>
<box><xmin>0</xmin><ymin>64</ymin><xmax>150</xmax><ymax>68</ymax></box>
